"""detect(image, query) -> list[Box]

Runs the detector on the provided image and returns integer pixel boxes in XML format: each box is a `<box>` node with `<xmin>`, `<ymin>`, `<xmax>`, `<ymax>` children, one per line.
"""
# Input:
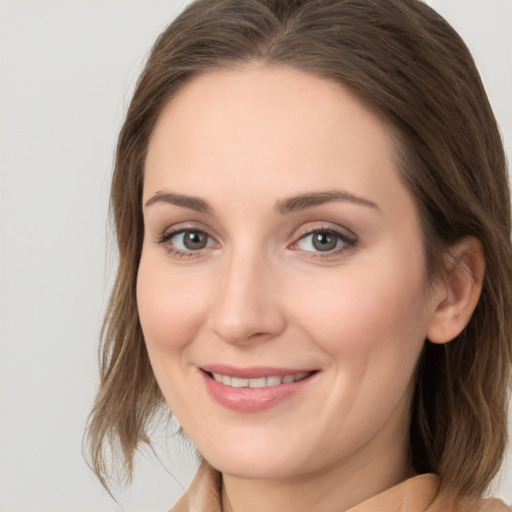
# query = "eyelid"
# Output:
<box><xmin>293</xmin><ymin>222</ymin><xmax>357</xmax><ymax>241</ymax></box>
<box><xmin>153</xmin><ymin>221</ymin><xmax>357</xmax><ymax>259</ymax></box>
<box><xmin>155</xmin><ymin>224</ymin><xmax>219</xmax><ymax>257</ymax></box>
<box><xmin>154</xmin><ymin>220</ymin><xmax>215</xmax><ymax>242</ymax></box>
<box><xmin>288</xmin><ymin>224</ymin><xmax>358</xmax><ymax>257</ymax></box>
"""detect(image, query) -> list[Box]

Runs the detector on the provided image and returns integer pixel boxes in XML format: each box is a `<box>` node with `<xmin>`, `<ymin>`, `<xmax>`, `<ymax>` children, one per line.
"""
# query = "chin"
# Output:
<box><xmin>209</xmin><ymin>456</ymin><xmax>302</xmax><ymax>480</ymax></box>
<box><xmin>196</xmin><ymin>437</ymin><xmax>317</xmax><ymax>480</ymax></box>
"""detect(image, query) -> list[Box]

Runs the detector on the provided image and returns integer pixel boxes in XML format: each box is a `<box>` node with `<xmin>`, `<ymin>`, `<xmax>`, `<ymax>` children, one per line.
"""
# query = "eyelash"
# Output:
<box><xmin>156</xmin><ymin>226</ymin><xmax>357</xmax><ymax>259</ymax></box>
<box><xmin>156</xmin><ymin>228</ymin><xmax>217</xmax><ymax>258</ymax></box>
<box><xmin>290</xmin><ymin>227</ymin><xmax>357</xmax><ymax>259</ymax></box>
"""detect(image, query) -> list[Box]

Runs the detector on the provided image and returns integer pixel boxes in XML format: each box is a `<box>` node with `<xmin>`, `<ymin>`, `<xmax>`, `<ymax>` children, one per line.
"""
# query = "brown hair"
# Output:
<box><xmin>86</xmin><ymin>0</ymin><xmax>512</xmax><ymax>498</ymax></box>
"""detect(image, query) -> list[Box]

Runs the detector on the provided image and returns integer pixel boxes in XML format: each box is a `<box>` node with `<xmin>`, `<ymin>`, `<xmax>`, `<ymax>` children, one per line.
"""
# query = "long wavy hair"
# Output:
<box><xmin>86</xmin><ymin>0</ymin><xmax>512</xmax><ymax>498</ymax></box>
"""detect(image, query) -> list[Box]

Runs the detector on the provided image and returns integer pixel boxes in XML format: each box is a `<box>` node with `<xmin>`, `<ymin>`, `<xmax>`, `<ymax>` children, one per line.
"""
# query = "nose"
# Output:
<box><xmin>207</xmin><ymin>250</ymin><xmax>286</xmax><ymax>345</ymax></box>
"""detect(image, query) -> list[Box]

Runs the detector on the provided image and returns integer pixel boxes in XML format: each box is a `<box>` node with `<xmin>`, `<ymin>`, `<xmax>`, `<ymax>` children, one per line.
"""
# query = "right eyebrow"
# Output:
<box><xmin>144</xmin><ymin>192</ymin><xmax>212</xmax><ymax>214</ymax></box>
<box><xmin>275</xmin><ymin>190</ymin><xmax>380</xmax><ymax>214</ymax></box>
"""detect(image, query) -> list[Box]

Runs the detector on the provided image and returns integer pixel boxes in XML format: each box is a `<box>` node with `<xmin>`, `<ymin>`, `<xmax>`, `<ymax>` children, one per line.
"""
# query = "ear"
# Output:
<box><xmin>427</xmin><ymin>236</ymin><xmax>485</xmax><ymax>344</ymax></box>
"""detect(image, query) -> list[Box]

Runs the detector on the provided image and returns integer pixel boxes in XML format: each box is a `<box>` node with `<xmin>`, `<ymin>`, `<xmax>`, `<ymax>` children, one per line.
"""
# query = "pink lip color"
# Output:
<box><xmin>202</xmin><ymin>364</ymin><xmax>314</xmax><ymax>379</ymax></box>
<box><xmin>200</xmin><ymin>366</ymin><xmax>317</xmax><ymax>413</ymax></box>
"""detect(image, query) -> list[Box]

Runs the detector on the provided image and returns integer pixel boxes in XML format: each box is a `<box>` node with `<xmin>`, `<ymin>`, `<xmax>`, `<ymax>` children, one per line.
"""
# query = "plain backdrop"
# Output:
<box><xmin>0</xmin><ymin>1</ymin><xmax>511</xmax><ymax>511</ymax></box>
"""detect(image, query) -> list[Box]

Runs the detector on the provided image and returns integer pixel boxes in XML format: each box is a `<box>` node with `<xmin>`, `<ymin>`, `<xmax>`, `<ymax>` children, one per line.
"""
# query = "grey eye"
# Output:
<box><xmin>169</xmin><ymin>230</ymin><xmax>214</xmax><ymax>251</ymax></box>
<box><xmin>296</xmin><ymin>230</ymin><xmax>345</xmax><ymax>253</ymax></box>
<box><xmin>311</xmin><ymin>231</ymin><xmax>338</xmax><ymax>252</ymax></box>
<box><xmin>181</xmin><ymin>231</ymin><xmax>208</xmax><ymax>250</ymax></box>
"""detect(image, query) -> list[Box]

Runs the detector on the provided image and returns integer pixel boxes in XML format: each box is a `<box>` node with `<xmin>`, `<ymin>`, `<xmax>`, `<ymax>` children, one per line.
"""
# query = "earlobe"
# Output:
<box><xmin>426</xmin><ymin>237</ymin><xmax>485</xmax><ymax>344</ymax></box>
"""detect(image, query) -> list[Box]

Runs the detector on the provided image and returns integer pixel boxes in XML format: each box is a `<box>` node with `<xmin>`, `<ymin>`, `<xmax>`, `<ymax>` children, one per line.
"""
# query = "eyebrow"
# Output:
<box><xmin>275</xmin><ymin>190</ymin><xmax>379</xmax><ymax>214</ymax></box>
<box><xmin>144</xmin><ymin>192</ymin><xmax>212</xmax><ymax>213</ymax></box>
<box><xmin>144</xmin><ymin>189</ymin><xmax>379</xmax><ymax>214</ymax></box>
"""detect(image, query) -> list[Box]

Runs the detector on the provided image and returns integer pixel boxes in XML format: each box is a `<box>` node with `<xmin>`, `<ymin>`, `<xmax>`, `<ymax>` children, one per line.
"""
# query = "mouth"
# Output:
<box><xmin>206</xmin><ymin>371</ymin><xmax>313</xmax><ymax>388</ymax></box>
<box><xmin>200</xmin><ymin>366</ymin><xmax>319</xmax><ymax>412</ymax></box>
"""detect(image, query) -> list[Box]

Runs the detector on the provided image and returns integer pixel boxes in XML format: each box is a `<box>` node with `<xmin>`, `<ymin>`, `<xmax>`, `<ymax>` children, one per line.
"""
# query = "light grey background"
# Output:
<box><xmin>1</xmin><ymin>1</ymin><xmax>511</xmax><ymax>511</ymax></box>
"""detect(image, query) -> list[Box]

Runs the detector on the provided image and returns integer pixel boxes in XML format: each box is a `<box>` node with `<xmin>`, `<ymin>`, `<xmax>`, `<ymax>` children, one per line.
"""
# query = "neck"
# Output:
<box><xmin>221</xmin><ymin>432</ymin><xmax>413</xmax><ymax>512</ymax></box>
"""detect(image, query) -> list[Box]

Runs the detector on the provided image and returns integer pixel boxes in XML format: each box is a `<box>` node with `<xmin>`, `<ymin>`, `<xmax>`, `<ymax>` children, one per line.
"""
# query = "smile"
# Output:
<box><xmin>210</xmin><ymin>372</ymin><xmax>312</xmax><ymax>388</ymax></box>
<box><xmin>201</xmin><ymin>367</ymin><xmax>318</xmax><ymax>412</ymax></box>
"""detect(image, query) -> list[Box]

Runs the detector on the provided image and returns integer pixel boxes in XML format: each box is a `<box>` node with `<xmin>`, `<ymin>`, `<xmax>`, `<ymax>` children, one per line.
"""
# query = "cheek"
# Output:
<box><xmin>136</xmin><ymin>255</ymin><xmax>209</xmax><ymax>351</ymax></box>
<box><xmin>291</xmin><ymin>259</ymin><xmax>430</xmax><ymax>361</ymax></box>
<box><xmin>291</xmin><ymin>263</ymin><xmax>429</xmax><ymax>435</ymax></box>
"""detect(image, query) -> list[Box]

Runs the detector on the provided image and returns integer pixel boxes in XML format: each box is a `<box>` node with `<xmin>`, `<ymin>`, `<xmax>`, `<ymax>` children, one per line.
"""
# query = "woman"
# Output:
<box><xmin>86</xmin><ymin>0</ymin><xmax>512</xmax><ymax>510</ymax></box>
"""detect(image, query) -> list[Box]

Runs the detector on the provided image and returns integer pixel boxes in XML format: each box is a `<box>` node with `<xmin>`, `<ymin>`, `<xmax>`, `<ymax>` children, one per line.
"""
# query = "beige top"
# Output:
<box><xmin>169</xmin><ymin>462</ymin><xmax>511</xmax><ymax>512</ymax></box>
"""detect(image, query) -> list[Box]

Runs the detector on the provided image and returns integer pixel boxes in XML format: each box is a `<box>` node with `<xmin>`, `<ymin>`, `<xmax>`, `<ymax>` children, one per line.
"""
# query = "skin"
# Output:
<box><xmin>137</xmin><ymin>65</ymin><xmax>472</xmax><ymax>512</ymax></box>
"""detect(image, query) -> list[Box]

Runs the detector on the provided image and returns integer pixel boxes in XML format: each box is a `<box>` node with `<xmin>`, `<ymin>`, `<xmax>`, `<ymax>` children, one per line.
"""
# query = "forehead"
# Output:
<box><xmin>144</xmin><ymin>65</ymin><xmax>404</xmax><ymax>214</ymax></box>
<box><xmin>148</xmin><ymin>64</ymin><xmax>394</xmax><ymax>154</ymax></box>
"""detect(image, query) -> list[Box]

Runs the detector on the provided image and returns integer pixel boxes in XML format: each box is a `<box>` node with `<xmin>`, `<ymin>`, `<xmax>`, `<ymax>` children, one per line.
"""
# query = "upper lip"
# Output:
<box><xmin>201</xmin><ymin>365</ymin><xmax>317</xmax><ymax>379</ymax></box>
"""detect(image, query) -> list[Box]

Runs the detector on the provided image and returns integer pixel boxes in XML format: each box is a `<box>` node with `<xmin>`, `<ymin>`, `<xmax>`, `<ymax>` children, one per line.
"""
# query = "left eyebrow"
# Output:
<box><xmin>144</xmin><ymin>191</ymin><xmax>212</xmax><ymax>213</ymax></box>
<box><xmin>275</xmin><ymin>190</ymin><xmax>380</xmax><ymax>214</ymax></box>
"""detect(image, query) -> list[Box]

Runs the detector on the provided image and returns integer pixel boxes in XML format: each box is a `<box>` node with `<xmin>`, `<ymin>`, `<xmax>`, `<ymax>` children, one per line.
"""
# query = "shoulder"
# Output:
<box><xmin>478</xmin><ymin>498</ymin><xmax>512</xmax><ymax>512</ymax></box>
<box><xmin>346</xmin><ymin>473</ymin><xmax>511</xmax><ymax>512</ymax></box>
<box><xmin>464</xmin><ymin>497</ymin><xmax>511</xmax><ymax>512</ymax></box>
<box><xmin>428</xmin><ymin>492</ymin><xmax>511</xmax><ymax>512</ymax></box>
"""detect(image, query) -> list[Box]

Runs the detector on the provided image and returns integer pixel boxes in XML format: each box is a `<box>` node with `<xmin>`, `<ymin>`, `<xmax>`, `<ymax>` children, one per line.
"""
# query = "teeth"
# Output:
<box><xmin>249</xmin><ymin>377</ymin><xmax>267</xmax><ymax>388</ymax></box>
<box><xmin>211</xmin><ymin>372</ymin><xmax>311</xmax><ymax>388</ymax></box>
<box><xmin>266</xmin><ymin>376</ymin><xmax>282</xmax><ymax>387</ymax></box>
<box><xmin>231</xmin><ymin>377</ymin><xmax>249</xmax><ymax>388</ymax></box>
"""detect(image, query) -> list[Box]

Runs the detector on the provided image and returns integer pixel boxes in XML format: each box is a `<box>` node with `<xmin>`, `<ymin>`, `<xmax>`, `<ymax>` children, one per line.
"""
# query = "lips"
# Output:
<box><xmin>210</xmin><ymin>371</ymin><xmax>311</xmax><ymax>388</ymax></box>
<box><xmin>200</xmin><ymin>365</ymin><xmax>318</xmax><ymax>412</ymax></box>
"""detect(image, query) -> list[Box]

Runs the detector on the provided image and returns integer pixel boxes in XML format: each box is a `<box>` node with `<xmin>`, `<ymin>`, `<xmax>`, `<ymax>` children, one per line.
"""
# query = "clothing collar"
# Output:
<box><xmin>169</xmin><ymin>460</ymin><xmax>510</xmax><ymax>512</ymax></box>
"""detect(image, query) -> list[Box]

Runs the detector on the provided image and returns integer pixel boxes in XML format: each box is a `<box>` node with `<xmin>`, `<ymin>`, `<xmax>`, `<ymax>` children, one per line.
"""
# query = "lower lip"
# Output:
<box><xmin>201</xmin><ymin>371</ymin><xmax>316</xmax><ymax>413</ymax></box>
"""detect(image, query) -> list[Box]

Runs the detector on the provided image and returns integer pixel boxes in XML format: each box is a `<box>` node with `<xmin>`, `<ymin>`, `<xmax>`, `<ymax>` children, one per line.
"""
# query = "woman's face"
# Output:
<box><xmin>137</xmin><ymin>66</ymin><xmax>443</xmax><ymax>481</ymax></box>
